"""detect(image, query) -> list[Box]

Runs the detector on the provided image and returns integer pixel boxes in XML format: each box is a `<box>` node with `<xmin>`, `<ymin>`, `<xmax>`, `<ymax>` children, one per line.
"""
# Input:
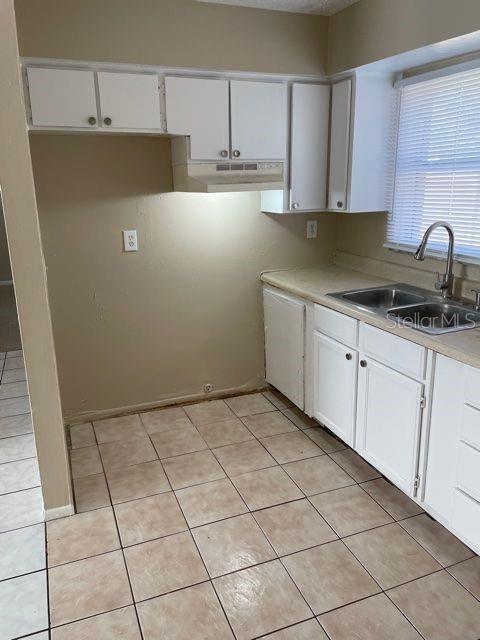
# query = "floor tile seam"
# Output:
<box><xmin>95</xmin><ymin>440</ymin><xmax>146</xmax><ymax>640</ymax></box>
<box><xmin>383</xmin><ymin>588</ymin><xmax>430</xmax><ymax>640</ymax></box>
<box><xmin>355</xmin><ymin>479</ymin><xmax>421</xmax><ymax>521</ymax></box>
<box><xmin>250</xmin><ymin>615</ymin><xmax>320</xmax><ymax>640</ymax></box>
<box><xmin>0</xmin><ymin>482</ymin><xmax>42</xmax><ymax>498</ymax></box>
<box><xmin>395</xmin><ymin>515</ymin><xmax>476</xmax><ymax>569</ymax></box>
<box><xmin>0</xmin><ymin>455</ymin><xmax>38</xmax><ymax>468</ymax></box>
<box><xmin>343</xmin><ymin>516</ymin><xmax>443</xmax><ymax>571</ymax></box>
<box><xmin>162</xmin><ymin>462</ymin><xmax>240</xmax><ymax>640</ymax></box>
<box><xmin>444</xmin><ymin>566</ymin><xmax>480</xmax><ymax>604</ymax></box>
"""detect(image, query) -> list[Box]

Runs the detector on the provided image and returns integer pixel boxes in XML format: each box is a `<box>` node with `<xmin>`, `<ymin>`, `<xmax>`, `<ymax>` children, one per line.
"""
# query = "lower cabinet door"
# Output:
<box><xmin>356</xmin><ymin>357</ymin><xmax>423</xmax><ymax>495</ymax></box>
<box><xmin>313</xmin><ymin>331</ymin><xmax>357</xmax><ymax>446</ymax></box>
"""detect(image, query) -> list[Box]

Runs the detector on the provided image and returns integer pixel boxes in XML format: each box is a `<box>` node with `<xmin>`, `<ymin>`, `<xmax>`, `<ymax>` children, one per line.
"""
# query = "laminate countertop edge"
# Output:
<box><xmin>261</xmin><ymin>265</ymin><xmax>480</xmax><ymax>370</ymax></box>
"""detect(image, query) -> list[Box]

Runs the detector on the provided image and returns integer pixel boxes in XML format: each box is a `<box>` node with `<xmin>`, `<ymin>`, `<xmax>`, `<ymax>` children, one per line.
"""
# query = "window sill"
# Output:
<box><xmin>384</xmin><ymin>242</ymin><xmax>480</xmax><ymax>268</ymax></box>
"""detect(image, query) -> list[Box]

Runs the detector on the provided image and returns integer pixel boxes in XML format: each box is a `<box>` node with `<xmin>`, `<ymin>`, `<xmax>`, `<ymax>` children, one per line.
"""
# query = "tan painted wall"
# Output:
<box><xmin>336</xmin><ymin>213</ymin><xmax>480</xmax><ymax>295</ymax></box>
<box><xmin>31</xmin><ymin>135</ymin><xmax>336</xmax><ymax>418</ymax></box>
<box><xmin>15</xmin><ymin>0</ymin><xmax>328</xmax><ymax>76</ymax></box>
<box><xmin>0</xmin><ymin>1</ymin><xmax>72</xmax><ymax>511</ymax></box>
<box><xmin>328</xmin><ymin>0</ymin><xmax>480</xmax><ymax>74</ymax></box>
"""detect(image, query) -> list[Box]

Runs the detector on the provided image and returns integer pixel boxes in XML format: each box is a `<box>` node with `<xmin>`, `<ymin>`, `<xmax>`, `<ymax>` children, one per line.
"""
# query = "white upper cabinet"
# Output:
<box><xmin>97</xmin><ymin>72</ymin><xmax>161</xmax><ymax>130</ymax></box>
<box><xmin>27</xmin><ymin>67</ymin><xmax>98</xmax><ymax>128</ymax></box>
<box><xmin>230</xmin><ymin>81</ymin><xmax>287</xmax><ymax>160</ymax></box>
<box><xmin>290</xmin><ymin>83</ymin><xmax>330</xmax><ymax>211</ymax></box>
<box><xmin>328</xmin><ymin>79</ymin><xmax>351</xmax><ymax>211</ymax></box>
<box><xmin>165</xmin><ymin>77</ymin><xmax>229</xmax><ymax>160</ymax></box>
<box><xmin>328</xmin><ymin>73</ymin><xmax>396</xmax><ymax>213</ymax></box>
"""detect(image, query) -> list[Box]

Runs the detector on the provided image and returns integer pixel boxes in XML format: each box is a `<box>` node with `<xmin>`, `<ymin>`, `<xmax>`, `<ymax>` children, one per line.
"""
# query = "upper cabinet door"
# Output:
<box><xmin>27</xmin><ymin>67</ymin><xmax>98</xmax><ymax>128</ymax></box>
<box><xmin>165</xmin><ymin>77</ymin><xmax>229</xmax><ymax>161</ymax></box>
<box><xmin>97</xmin><ymin>72</ymin><xmax>161</xmax><ymax>130</ymax></box>
<box><xmin>328</xmin><ymin>79</ymin><xmax>351</xmax><ymax>211</ymax></box>
<box><xmin>230</xmin><ymin>81</ymin><xmax>287</xmax><ymax>160</ymax></box>
<box><xmin>290</xmin><ymin>83</ymin><xmax>330</xmax><ymax>211</ymax></box>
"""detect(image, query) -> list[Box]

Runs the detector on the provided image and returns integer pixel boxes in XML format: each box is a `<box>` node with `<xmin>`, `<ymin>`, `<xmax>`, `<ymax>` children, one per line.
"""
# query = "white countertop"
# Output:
<box><xmin>261</xmin><ymin>264</ymin><xmax>480</xmax><ymax>369</ymax></box>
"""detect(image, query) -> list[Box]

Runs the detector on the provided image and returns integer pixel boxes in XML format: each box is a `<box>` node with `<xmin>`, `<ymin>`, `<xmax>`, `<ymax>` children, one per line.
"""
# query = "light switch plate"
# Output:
<box><xmin>307</xmin><ymin>220</ymin><xmax>317</xmax><ymax>239</ymax></box>
<box><xmin>123</xmin><ymin>230</ymin><xmax>138</xmax><ymax>252</ymax></box>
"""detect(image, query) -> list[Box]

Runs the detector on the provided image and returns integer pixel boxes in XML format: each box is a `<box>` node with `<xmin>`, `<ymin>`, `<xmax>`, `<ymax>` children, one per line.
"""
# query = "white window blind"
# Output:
<box><xmin>387</xmin><ymin>66</ymin><xmax>480</xmax><ymax>262</ymax></box>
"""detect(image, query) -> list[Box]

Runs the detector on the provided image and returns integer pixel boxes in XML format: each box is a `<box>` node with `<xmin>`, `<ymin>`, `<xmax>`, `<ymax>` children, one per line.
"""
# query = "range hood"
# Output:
<box><xmin>170</xmin><ymin>138</ymin><xmax>284</xmax><ymax>193</ymax></box>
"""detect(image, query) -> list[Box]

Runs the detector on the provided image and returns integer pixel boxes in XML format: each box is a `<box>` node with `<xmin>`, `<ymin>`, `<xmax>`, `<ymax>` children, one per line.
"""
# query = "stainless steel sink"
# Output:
<box><xmin>342</xmin><ymin>287</ymin><xmax>426</xmax><ymax>309</ymax></box>
<box><xmin>328</xmin><ymin>284</ymin><xmax>480</xmax><ymax>334</ymax></box>
<box><xmin>388</xmin><ymin>302</ymin><xmax>480</xmax><ymax>334</ymax></box>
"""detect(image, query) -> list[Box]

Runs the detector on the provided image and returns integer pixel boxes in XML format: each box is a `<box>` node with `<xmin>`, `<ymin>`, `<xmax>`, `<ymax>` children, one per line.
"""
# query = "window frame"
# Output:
<box><xmin>385</xmin><ymin>59</ymin><xmax>480</xmax><ymax>267</ymax></box>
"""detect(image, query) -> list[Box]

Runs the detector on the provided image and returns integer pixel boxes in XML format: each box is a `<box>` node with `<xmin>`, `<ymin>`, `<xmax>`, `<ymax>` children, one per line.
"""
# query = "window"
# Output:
<box><xmin>387</xmin><ymin>65</ymin><xmax>480</xmax><ymax>262</ymax></box>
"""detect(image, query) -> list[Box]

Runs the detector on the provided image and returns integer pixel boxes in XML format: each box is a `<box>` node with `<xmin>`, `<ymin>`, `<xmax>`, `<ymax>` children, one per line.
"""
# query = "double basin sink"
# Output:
<box><xmin>328</xmin><ymin>284</ymin><xmax>480</xmax><ymax>334</ymax></box>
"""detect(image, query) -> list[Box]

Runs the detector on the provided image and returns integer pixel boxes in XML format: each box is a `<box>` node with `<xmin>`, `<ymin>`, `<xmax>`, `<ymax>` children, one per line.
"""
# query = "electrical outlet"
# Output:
<box><xmin>204</xmin><ymin>383</ymin><xmax>213</xmax><ymax>393</ymax></box>
<box><xmin>307</xmin><ymin>220</ymin><xmax>317</xmax><ymax>239</ymax></box>
<box><xmin>123</xmin><ymin>230</ymin><xmax>138</xmax><ymax>252</ymax></box>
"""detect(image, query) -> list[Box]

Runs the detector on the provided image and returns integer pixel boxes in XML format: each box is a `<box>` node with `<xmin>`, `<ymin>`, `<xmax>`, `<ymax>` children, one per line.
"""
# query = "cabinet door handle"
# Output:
<box><xmin>337</xmin><ymin>200</ymin><xmax>344</xmax><ymax>208</ymax></box>
<box><xmin>360</xmin><ymin>359</ymin><xmax>367</xmax><ymax>368</ymax></box>
<box><xmin>88</xmin><ymin>116</ymin><xmax>97</xmax><ymax>126</ymax></box>
<box><xmin>345</xmin><ymin>353</ymin><xmax>352</xmax><ymax>360</ymax></box>
<box><xmin>219</xmin><ymin>150</ymin><xmax>228</xmax><ymax>158</ymax></box>
<box><xmin>292</xmin><ymin>202</ymin><xmax>299</xmax><ymax>210</ymax></box>
<box><xmin>103</xmin><ymin>117</ymin><xmax>112</xmax><ymax>126</ymax></box>
<box><xmin>232</xmin><ymin>150</ymin><xmax>241</xmax><ymax>158</ymax></box>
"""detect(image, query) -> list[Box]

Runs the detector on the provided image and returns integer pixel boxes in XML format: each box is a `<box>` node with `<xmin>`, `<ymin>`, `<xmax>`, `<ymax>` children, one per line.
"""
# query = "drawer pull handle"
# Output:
<box><xmin>360</xmin><ymin>359</ymin><xmax>367</xmax><ymax>368</ymax></box>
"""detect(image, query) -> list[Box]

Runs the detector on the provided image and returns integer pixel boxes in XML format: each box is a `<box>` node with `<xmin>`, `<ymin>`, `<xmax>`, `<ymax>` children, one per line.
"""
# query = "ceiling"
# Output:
<box><xmin>195</xmin><ymin>0</ymin><xmax>360</xmax><ymax>16</ymax></box>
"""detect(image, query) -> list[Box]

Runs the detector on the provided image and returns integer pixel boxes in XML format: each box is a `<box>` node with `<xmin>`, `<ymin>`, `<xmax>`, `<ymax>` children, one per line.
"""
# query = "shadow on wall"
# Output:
<box><xmin>0</xmin><ymin>198</ymin><xmax>12</xmax><ymax>283</ymax></box>
<box><xmin>29</xmin><ymin>134</ymin><xmax>337</xmax><ymax>419</ymax></box>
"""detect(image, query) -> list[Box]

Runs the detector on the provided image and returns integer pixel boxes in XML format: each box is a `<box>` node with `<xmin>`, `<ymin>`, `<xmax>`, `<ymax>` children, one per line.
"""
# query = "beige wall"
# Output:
<box><xmin>0</xmin><ymin>0</ymin><xmax>72</xmax><ymax>512</ymax></box>
<box><xmin>336</xmin><ymin>213</ymin><xmax>480</xmax><ymax>296</ymax></box>
<box><xmin>31</xmin><ymin>135</ymin><xmax>336</xmax><ymax>419</ymax></box>
<box><xmin>15</xmin><ymin>0</ymin><xmax>328</xmax><ymax>76</ymax></box>
<box><xmin>328</xmin><ymin>0</ymin><xmax>480</xmax><ymax>74</ymax></box>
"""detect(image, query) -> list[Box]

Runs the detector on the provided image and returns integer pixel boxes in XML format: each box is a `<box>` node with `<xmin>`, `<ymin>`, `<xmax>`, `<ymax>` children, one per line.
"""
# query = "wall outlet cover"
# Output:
<box><xmin>307</xmin><ymin>220</ymin><xmax>317</xmax><ymax>239</ymax></box>
<box><xmin>123</xmin><ymin>230</ymin><xmax>138</xmax><ymax>252</ymax></box>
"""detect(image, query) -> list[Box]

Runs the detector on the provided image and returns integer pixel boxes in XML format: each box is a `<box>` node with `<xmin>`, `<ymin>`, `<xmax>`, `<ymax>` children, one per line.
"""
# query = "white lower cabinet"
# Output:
<box><xmin>263</xmin><ymin>289</ymin><xmax>480</xmax><ymax>554</ymax></box>
<box><xmin>313</xmin><ymin>331</ymin><xmax>357</xmax><ymax>447</ymax></box>
<box><xmin>356</xmin><ymin>357</ymin><xmax>423</xmax><ymax>495</ymax></box>
<box><xmin>263</xmin><ymin>287</ymin><xmax>305</xmax><ymax>410</ymax></box>
<box><xmin>424</xmin><ymin>354</ymin><xmax>480</xmax><ymax>554</ymax></box>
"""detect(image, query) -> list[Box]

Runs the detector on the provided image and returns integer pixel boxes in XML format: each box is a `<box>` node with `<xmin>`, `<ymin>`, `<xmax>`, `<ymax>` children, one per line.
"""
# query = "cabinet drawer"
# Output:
<box><xmin>314</xmin><ymin>305</ymin><xmax>358</xmax><ymax>347</ymax></box>
<box><xmin>465</xmin><ymin>366</ymin><xmax>480</xmax><ymax>410</ymax></box>
<box><xmin>460</xmin><ymin>404</ymin><xmax>480</xmax><ymax>451</ymax></box>
<box><xmin>361</xmin><ymin>324</ymin><xmax>426</xmax><ymax>379</ymax></box>
<box><xmin>451</xmin><ymin>489</ymin><xmax>480</xmax><ymax>551</ymax></box>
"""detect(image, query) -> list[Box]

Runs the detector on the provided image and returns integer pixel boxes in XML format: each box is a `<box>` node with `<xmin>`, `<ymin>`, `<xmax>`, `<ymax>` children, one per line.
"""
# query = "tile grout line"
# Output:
<box><xmin>90</xmin><ymin>430</ymin><xmax>147</xmax><ymax>640</ymax></box>
<box><xmin>157</xmin><ymin>447</ymin><xmax>240</xmax><ymax>640</ymax></box>
<box><xmin>65</xmin><ymin>394</ymin><xmax>480</xmax><ymax>638</ymax></box>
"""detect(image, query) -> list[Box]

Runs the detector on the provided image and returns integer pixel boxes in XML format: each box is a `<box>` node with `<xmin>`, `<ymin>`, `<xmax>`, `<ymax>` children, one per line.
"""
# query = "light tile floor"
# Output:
<box><xmin>58</xmin><ymin>390</ymin><xmax>480</xmax><ymax>639</ymax></box>
<box><xmin>0</xmin><ymin>347</ymin><xmax>47</xmax><ymax>640</ymax></box>
<box><xmin>4</xmin><ymin>386</ymin><xmax>480</xmax><ymax>639</ymax></box>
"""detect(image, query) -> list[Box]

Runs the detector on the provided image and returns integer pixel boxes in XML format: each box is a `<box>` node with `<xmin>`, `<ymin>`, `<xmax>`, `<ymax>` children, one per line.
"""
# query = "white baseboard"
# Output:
<box><xmin>44</xmin><ymin>504</ymin><xmax>75</xmax><ymax>521</ymax></box>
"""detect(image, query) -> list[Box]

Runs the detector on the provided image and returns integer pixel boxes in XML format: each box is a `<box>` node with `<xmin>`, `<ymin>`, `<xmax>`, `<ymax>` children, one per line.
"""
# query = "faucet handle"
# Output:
<box><xmin>471</xmin><ymin>288</ymin><xmax>480</xmax><ymax>310</ymax></box>
<box><xmin>434</xmin><ymin>272</ymin><xmax>445</xmax><ymax>290</ymax></box>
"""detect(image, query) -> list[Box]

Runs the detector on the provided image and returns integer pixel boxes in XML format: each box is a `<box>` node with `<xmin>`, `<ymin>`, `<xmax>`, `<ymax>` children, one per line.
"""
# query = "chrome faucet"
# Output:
<box><xmin>414</xmin><ymin>222</ymin><xmax>455</xmax><ymax>299</ymax></box>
